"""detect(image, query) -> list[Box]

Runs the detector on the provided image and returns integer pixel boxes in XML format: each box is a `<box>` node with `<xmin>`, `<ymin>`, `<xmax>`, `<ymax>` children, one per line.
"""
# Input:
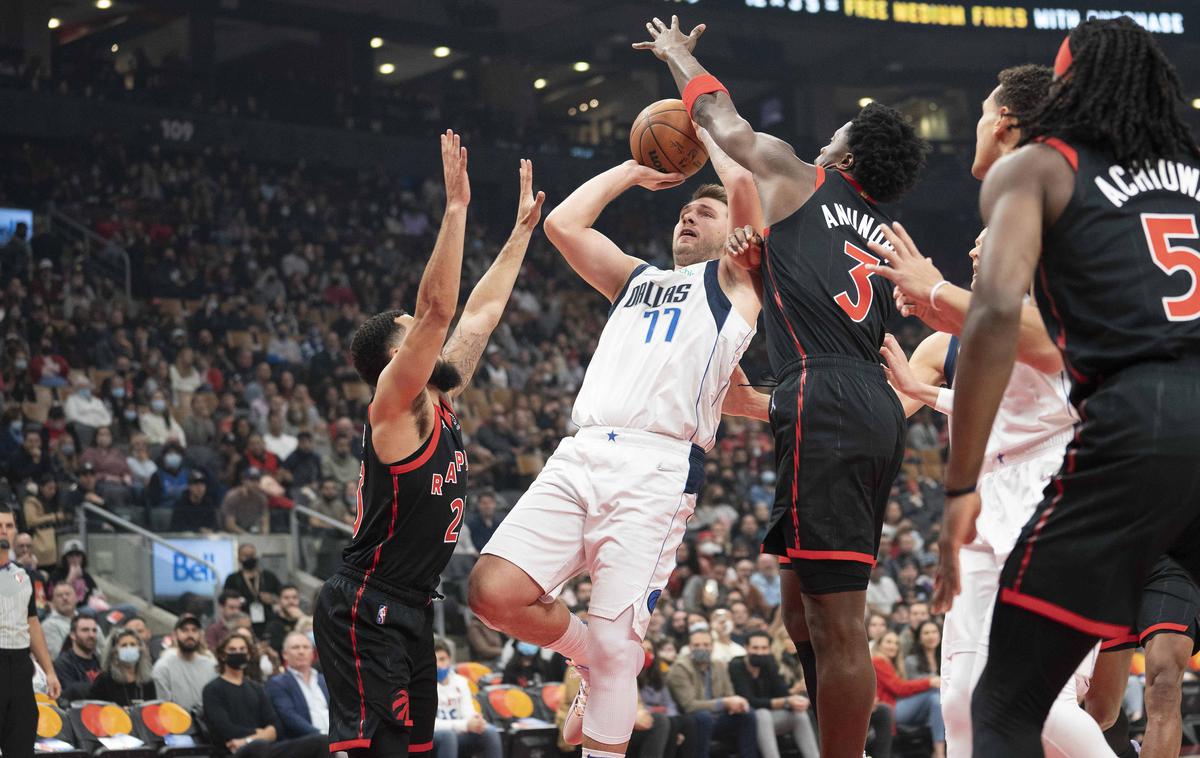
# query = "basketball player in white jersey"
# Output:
<box><xmin>864</xmin><ymin>65</ymin><xmax>1114</xmax><ymax>758</ymax></box>
<box><xmin>468</xmin><ymin>133</ymin><xmax>764</xmax><ymax>758</ymax></box>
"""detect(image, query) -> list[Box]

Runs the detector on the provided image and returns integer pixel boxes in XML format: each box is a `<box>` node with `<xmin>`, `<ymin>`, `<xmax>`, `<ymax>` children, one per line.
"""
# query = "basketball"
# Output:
<box><xmin>629</xmin><ymin>99</ymin><xmax>708</xmax><ymax>178</ymax></box>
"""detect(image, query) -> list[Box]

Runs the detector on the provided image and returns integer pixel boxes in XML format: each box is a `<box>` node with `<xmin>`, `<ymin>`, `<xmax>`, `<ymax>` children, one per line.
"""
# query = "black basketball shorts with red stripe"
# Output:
<box><xmin>1101</xmin><ymin>555</ymin><xmax>1200</xmax><ymax>654</ymax></box>
<box><xmin>761</xmin><ymin>356</ymin><xmax>906</xmax><ymax>594</ymax></box>
<box><xmin>996</xmin><ymin>360</ymin><xmax>1200</xmax><ymax>641</ymax></box>
<box><xmin>314</xmin><ymin>567</ymin><xmax>436</xmax><ymax>755</ymax></box>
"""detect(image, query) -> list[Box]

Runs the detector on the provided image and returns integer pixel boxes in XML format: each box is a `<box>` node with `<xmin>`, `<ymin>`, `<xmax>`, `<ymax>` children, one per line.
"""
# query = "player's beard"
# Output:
<box><xmin>428</xmin><ymin>359</ymin><xmax>462</xmax><ymax>393</ymax></box>
<box><xmin>672</xmin><ymin>235</ymin><xmax>721</xmax><ymax>268</ymax></box>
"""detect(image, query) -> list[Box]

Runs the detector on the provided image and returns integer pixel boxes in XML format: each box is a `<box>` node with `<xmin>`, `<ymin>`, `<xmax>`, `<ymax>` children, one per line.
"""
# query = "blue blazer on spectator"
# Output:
<box><xmin>267</xmin><ymin>670</ymin><xmax>329</xmax><ymax>738</ymax></box>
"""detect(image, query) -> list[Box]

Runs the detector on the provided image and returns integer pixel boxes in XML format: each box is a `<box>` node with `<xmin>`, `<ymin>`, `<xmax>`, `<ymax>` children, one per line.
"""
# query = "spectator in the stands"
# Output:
<box><xmin>120</xmin><ymin>615</ymin><xmax>161</xmax><ymax>662</ymax></box>
<box><xmin>709</xmin><ymin>608</ymin><xmax>747</xmax><ymax>664</ymax></box>
<box><xmin>146</xmin><ymin>442</ymin><xmax>189</xmax><ymax>510</ymax></box>
<box><xmin>871</xmin><ymin>630</ymin><xmax>944</xmax><ymax>758</ymax></box>
<box><xmin>152</xmin><ymin>614</ymin><xmax>216</xmax><ymax>712</ymax></box>
<box><xmin>867</xmin><ymin>612</ymin><xmax>889</xmax><ymax>645</ymax></box>
<box><xmin>64</xmin><ymin>375</ymin><xmax>112</xmax><ymax>442</ymax></box>
<box><xmin>180</xmin><ymin>394</ymin><xmax>216</xmax><ymax>449</ymax></box>
<box><xmin>221</xmin><ymin>467</ymin><xmax>269</xmax><ymax>534</ymax></box>
<box><xmin>31</xmin><ymin>336</ymin><xmax>69</xmax><ymax>387</ymax></box>
<box><xmin>324</xmin><ymin>434</ymin><xmax>358</xmax><ymax>486</ymax></box>
<box><xmin>432</xmin><ymin>638</ymin><xmax>501</xmax><ymax>758</ymax></box>
<box><xmin>501</xmin><ymin>641</ymin><xmax>548</xmax><ymax>688</ymax></box>
<box><xmin>54</xmin><ymin>614</ymin><xmax>102</xmax><ymax>700</ymax></box>
<box><xmin>899</xmin><ymin>600</ymin><xmax>931</xmax><ymax>658</ymax></box>
<box><xmin>283</xmin><ymin>431</ymin><xmax>321</xmax><ymax>490</ymax></box>
<box><xmin>206</xmin><ymin>591</ymin><xmax>248</xmax><ymax>652</ymax></box>
<box><xmin>172</xmin><ymin>470</ymin><xmax>219</xmax><ymax>531</ymax></box>
<box><xmin>264</xmin><ymin>585</ymin><xmax>309</xmax><ymax>653</ymax></box>
<box><xmin>48</xmin><ymin>539</ymin><xmax>103</xmax><ymax>608</ymax></box>
<box><xmin>262</xmin><ymin>412</ymin><xmax>297</xmax><ymax>461</ymax></box>
<box><xmin>638</xmin><ymin>638</ymin><xmax>699</xmax><ymax>753</ymax></box>
<box><xmin>244</xmin><ymin>434</ymin><xmax>280</xmax><ymax>478</ymax></box>
<box><xmin>124</xmin><ymin>434</ymin><xmax>157</xmax><ymax>497</ymax></box>
<box><xmin>14</xmin><ymin>531</ymin><xmax>48</xmax><ymax>610</ymax></box>
<box><xmin>8</xmin><ymin>428</ymin><xmax>52</xmax><ymax>484</ymax></box>
<box><xmin>89</xmin><ymin>627</ymin><xmax>156</xmax><ymax>704</ymax></box>
<box><xmin>169</xmin><ymin>347</ymin><xmax>203</xmax><ymax>397</ymax></box>
<box><xmin>466</xmin><ymin>491</ymin><xmax>502</xmax><ymax>551</ymax></box>
<box><xmin>267</xmin><ymin>631</ymin><xmax>329</xmax><ymax>739</ymax></box>
<box><xmin>466</xmin><ymin>614</ymin><xmax>504</xmax><ymax>666</ymax></box>
<box><xmin>728</xmin><ymin>631</ymin><xmax>818</xmax><ymax>758</ymax></box>
<box><xmin>904</xmin><ymin>620</ymin><xmax>942</xmax><ymax>681</ymax></box>
<box><xmin>750</xmin><ymin>554</ymin><xmax>781</xmax><ymax>612</ymax></box>
<box><xmin>23</xmin><ymin>474</ymin><xmax>67</xmax><ymax>566</ymax></box>
<box><xmin>667</xmin><ymin>628</ymin><xmax>758</xmax><ymax>758</ymax></box>
<box><xmin>224</xmin><ymin>543</ymin><xmax>282</xmax><ymax>638</ymax></box>
<box><xmin>139</xmin><ymin>389</ymin><xmax>186</xmax><ymax>447</ymax></box>
<box><xmin>41</xmin><ymin>581</ymin><xmax>77</xmax><ymax>656</ymax></box>
<box><xmin>202</xmin><ymin>634</ymin><xmax>325</xmax><ymax>757</ymax></box>
<box><xmin>867</xmin><ymin>560</ymin><xmax>902</xmax><ymax>618</ymax></box>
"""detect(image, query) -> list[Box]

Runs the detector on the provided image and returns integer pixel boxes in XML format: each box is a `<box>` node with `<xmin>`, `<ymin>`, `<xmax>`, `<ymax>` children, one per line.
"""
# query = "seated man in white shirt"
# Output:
<box><xmin>64</xmin><ymin>375</ymin><xmax>113</xmax><ymax>443</ymax></box>
<box><xmin>432</xmin><ymin>639</ymin><xmax>501</xmax><ymax>758</ymax></box>
<box><xmin>266</xmin><ymin>632</ymin><xmax>329</xmax><ymax>739</ymax></box>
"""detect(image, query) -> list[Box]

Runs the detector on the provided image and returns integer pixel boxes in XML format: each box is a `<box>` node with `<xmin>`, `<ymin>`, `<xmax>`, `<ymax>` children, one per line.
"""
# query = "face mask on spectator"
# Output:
<box><xmin>515</xmin><ymin>641</ymin><xmax>538</xmax><ymax>657</ymax></box>
<box><xmin>151</xmin><ymin>399</ymin><xmax>167</xmax><ymax>413</ymax></box>
<box><xmin>225</xmin><ymin>652</ymin><xmax>249</xmax><ymax>670</ymax></box>
<box><xmin>61</xmin><ymin>444</ymin><xmax>75</xmax><ymax>457</ymax></box>
<box><xmin>242</xmin><ymin>557</ymin><xmax>258</xmax><ymax>571</ymax></box>
<box><xmin>164</xmin><ymin>452</ymin><xmax>183</xmax><ymax>469</ymax></box>
<box><xmin>124</xmin><ymin>409</ymin><xmax>138</xmax><ymax>421</ymax></box>
<box><xmin>749</xmin><ymin>654</ymin><xmax>774</xmax><ymax>669</ymax></box>
<box><xmin>112</xmin><ymin>386</ymin><xmax>126</xmax><ymax>399</ymax></box>
<box><xmin>15</xmin><ymin>359</ymin><xmax>28</xmax><ymax>371</ymax></box>
<box><xmin>118</xmin><ymin>646</ymin><xmax>141</xmax><ymax>664</ymax></box>
<box><xmin>78</xmin><ymin>388</ymin><xmax>91</xmax><ymax>399</ymax></box>
<box><xmin>436</xmin><ymin>666</ymin><xmax>452</xmax><ymax>683</ymax></box>
<box><xmin>691</xmin><ymin>649</ymin><xmax>711</xmax><ymax>665</ymax></box>
<box><xmin>9</xmin><ymin>421</ymin><xmax>22</xmax><ymax>437</ymax></box>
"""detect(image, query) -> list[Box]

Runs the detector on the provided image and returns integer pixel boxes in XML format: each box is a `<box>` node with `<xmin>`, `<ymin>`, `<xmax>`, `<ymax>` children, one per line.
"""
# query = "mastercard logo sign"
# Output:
<box><xmin>141</xmin><ymin>702</ymin><xmax>192</xmax><ymax>737</ymax></box>
<box><xmin>37</xmin><ymin>705</ymin><xmax>64</xmax><ymax>739</ymax></box>
<box><xmin>80</xmin><ymin>704</ymin><xmax>133</xmax><ymax>737</ymax></box>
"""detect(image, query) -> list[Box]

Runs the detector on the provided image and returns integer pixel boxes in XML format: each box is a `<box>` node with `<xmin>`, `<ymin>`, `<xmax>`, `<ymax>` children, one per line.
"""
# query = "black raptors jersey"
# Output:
<box><xmin>761</xmin><ymin>167</ymin><xmax>898</xmax><ymax>371</ymax></box>
<box><xmin>1035</xmin><ymin>138</ymin><xmax>1200</xmax><ymax>403</ymax></box>
<box><xmin>343</xmin><ymin>395</ymin><xmax>468</xmax><ymax>595</ymax></box>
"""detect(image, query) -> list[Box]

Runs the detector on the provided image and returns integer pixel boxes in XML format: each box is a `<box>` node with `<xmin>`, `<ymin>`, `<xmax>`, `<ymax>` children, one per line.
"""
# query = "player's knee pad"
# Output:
<box><xmin>586</xmin><ymin>607</ymin><xmax>644</xmax><ymax>680</ymax></box>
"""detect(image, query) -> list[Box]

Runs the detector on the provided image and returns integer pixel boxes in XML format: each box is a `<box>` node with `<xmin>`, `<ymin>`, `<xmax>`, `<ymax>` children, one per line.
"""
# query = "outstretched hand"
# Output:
<box><xmin>865</xmin><ymin>222</ymin><xmax>944</xmax><ymax>305</ymax></box>
<box><xmin>632</xmin><ymin>15</ymin><xmax>706</xmax><ymax>61</ymax></box>
<box><xmin>515</xmin><ymin>158</ymin><xmax>546</xmax><ymax>232</ymax></box>
<box><xmin>441</xmin><ymin>129</ymin><xmax>470</xmax><ymax>209</ymax></box>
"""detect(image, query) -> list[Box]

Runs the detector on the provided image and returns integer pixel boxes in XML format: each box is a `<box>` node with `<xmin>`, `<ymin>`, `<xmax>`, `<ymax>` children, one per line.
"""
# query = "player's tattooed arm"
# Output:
<box><xmin>635</xmin><ymin>16</ymin><xmax>813</xmax><ymax>224</ymax></box>
<box><xmin>544</xmin><ymin>162</ymin><xmax>680</xmax><ymax>301</ymax></box>
<box><xmin>438</xmin><ymin>160</ymin><xmax>545</xmax><ymax>398</ymax></box>
<box><xmin>721</xmin><ymin>364</ymin><xmax>769</xmax><ymax>422</ymax></box>
<box><xmin>880</xmin><ymin>333</ymin><xmax>950</xmax><ymax>418</ymax></box>
<box><xmin>377</xmin><ymin>131</ymin><xmax>467</xmax><ymax>414</ymax></box>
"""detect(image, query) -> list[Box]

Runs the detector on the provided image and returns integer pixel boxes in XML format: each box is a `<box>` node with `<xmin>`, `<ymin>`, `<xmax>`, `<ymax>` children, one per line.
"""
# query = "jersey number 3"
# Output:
<box><xmin>1142</xmin><ymin>213</ymin><xmax>1200</xmax><ymax>321</ymax></box>
<box><xmin>833</xmin><ymin>242</ymin><xmax>880</xmax><ymax>323</ymax></box>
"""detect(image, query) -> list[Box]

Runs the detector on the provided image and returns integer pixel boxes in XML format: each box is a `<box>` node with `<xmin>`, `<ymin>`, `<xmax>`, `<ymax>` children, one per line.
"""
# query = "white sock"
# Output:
<box><xmin>548</xmin><ymin>612</ymin><xmax>589</xmax><ymax>666</ymax></box>
<box><xmin>582</xmin><ymin>751</ymin><xmax>624</xmax><ymax>758</ymax></box>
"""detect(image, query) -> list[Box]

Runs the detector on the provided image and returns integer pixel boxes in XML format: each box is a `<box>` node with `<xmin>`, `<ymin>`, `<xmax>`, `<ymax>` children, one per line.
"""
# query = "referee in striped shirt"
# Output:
<box><xmin>0</xmin><ymin>503</ymin><xmax>60</xmax><ymax>758</ymax></box>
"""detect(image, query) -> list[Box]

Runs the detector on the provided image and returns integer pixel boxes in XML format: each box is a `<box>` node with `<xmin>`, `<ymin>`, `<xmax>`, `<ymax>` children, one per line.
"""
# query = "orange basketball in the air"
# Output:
<box><xmin>630</xmin><ymin>99</ymin><xmax>708</xmax><ymax>178</ymax></box>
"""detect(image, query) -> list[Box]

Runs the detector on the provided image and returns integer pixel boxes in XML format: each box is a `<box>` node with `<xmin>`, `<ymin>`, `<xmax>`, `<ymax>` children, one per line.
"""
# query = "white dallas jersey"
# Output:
<box><xmin>572</xmin><ymin>260</ymin><xmax>755</xmax><ymax>451</ymax></box>
<box><xmin>946</xmin><ymin>334</ymin><xmax>1078</xmax><ymax>463</ymax></box>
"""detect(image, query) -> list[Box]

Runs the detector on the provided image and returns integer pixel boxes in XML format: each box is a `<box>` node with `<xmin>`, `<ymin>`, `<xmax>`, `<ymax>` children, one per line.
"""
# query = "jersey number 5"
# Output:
<box><xmin>833</xmin><ymin>242</ymin><xmax>880</xmax><ymax>323</ymax></box>
<box><xmin>1142</xmin><ymin>213</ymin><xmax>1200</xmax><ymax>321</ymax></box>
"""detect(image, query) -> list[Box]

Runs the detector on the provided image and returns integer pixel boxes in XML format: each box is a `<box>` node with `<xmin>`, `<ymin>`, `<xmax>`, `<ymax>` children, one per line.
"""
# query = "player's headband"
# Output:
<box><xmin>1053</xmin><ymin>35</ymin><xmax>1073</xmax><ymax>77</ymax></box>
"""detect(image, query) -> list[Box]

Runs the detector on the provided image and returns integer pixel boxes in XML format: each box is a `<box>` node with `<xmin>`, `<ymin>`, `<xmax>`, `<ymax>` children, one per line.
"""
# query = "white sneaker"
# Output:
<box><xmin>562</xmin><ymin>664</ymin><xmax>589</xmax><ymax>746</ymax></box>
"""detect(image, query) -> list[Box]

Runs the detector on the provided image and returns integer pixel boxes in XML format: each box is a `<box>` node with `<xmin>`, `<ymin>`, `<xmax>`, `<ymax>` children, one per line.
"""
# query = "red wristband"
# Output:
<box><xmin>682</xmin><ymin>74</ymin><xmax>729</xmax><ymax>119</ymax></box>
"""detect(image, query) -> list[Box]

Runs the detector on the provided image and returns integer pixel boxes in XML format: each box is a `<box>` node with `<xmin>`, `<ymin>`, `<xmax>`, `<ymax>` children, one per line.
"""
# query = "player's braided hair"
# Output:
<box><xmin>847</xmin><ymin>102</ymin><xmax>930</xmax><ymax>204</ymax></box>
<box><xmin>350</xmin><ymin>309</ymin><xmax>407</xmax><ymax>387</ymax></box>
<box><xmin>1019</xmin><ymin>17</ymin><xmax>1200</xmax><ymax>166</ymax></box>
<box><xmin>995</xmin><ymin>64</ymin><xmax>1053</xmax><ymax>128</ymax></box>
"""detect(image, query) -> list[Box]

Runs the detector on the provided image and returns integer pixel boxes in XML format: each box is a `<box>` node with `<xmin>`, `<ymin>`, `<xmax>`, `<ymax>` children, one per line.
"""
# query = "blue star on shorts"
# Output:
<box><xmin>607</xmin><ymin>431</ymin><xmax>618</xmax><ymax>441</ymax></box>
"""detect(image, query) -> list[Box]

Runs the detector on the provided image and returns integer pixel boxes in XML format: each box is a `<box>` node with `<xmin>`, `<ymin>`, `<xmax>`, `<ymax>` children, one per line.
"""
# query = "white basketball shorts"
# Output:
<box><xmin>480</xmin><ymin>427</ymin><xmax>705</xmax><ymax>638</ymax></box>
